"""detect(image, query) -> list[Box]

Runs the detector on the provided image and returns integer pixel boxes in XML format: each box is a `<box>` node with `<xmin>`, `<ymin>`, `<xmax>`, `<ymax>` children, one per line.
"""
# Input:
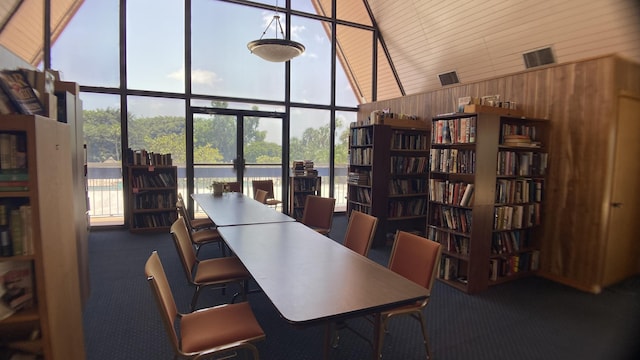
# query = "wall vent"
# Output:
<box><xmin>523</xmin><ymin>47</ymin><xmax>555</xmax><ymax>69</ymax></box>
<box><xmin>438</xmin><ymin>71</ymin><xmax>459</xmax><ymax>86</ymax></box>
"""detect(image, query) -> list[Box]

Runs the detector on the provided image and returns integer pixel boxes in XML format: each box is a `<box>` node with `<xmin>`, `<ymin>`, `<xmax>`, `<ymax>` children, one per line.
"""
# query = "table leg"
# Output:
<box><xmin>323</xmin><ymin>322</ymin><xmax>333</xmax><ymax>360</ymax></box>
<box><xmin>372</xmin><ymin>313</ymin><xmax>382</xmax><ymax>359</ymax></box>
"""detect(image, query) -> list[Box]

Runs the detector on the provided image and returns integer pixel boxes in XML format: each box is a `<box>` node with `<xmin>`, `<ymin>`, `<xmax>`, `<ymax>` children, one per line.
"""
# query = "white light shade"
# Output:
<box><xmin>247</xmin><ymin>39</ymin><xmax>305</xmax><ymax>62</ymax></box>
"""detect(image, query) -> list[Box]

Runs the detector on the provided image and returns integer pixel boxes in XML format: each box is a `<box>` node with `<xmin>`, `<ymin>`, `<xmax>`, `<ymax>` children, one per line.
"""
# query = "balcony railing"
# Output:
<box><xmin>87</xmin><ymin>164</ymin><xmax>348</xmax><ymax>225</ymax></box>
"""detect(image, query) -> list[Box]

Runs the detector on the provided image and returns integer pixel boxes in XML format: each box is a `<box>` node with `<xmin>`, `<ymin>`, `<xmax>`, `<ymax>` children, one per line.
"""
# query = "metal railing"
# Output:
<box><xmin>87</xmin><ymin>164</ymin><xmax>348</xmax><ymax>225</ymax></box>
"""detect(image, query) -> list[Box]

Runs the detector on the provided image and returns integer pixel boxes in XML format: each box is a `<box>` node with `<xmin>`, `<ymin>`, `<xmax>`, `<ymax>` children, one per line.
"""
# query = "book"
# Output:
<box><xmin>0</xmin><ymin>70</ymin><xmax>45</xmax><ymax>116</ymax></box>
<box><xmin>0</xmin><ymin>260</ymin><xmax>34</xmax><ymax>318</ymax></box>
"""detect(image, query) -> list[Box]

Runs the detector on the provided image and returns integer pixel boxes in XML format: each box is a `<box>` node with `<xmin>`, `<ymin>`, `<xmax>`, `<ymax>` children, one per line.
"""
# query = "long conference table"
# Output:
<box><xmin>192</xmin><ymin>192</ymin><xmax>429</xmax><ymax>359</ymax></box>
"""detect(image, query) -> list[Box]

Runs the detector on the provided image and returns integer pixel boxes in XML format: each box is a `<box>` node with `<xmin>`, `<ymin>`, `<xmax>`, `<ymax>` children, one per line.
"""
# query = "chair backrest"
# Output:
<box><xmin>252</xmin><ymin>179</ymin><xmax>275</xmax><ymax>199</ymax></box>
<box><xmin>388</xmin><ymin>231</ymin><xmax>442</xmax><ymax>292</ymax></box>
<box><xmin>226</xmin><ymin>181</ymin><xmax>241</xmax><ymax>193</ymax></box>
<box><xmin>343</xmin><ymin>211</ymin><xmax>378</xmax><ymax>257</ymax></box>
<box><xmin>176</xmin><ymin>198</ymin><xmax>198</xmax><ymax>233</ymax></box>
<box><xmin>300</xmin><ymin>195</ymin><xmax>336</xmax><ymax>230</ymax></box>
<box><xmin>254</xmin><ymin>189</ymin><xmax>268</xmax><ymax>204</ymax></box>
<box><xmin>145</xmin><ymin>251</ymin><xmax>181</xmax><ymax>353</ymax></box>
<box><xmin>170</xmin><ymin>218</ymin><xmax>199</xmax><ymax>280</ymax></box>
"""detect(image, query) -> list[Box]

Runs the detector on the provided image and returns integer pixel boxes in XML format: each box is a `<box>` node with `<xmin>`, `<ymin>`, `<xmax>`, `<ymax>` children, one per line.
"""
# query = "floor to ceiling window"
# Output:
<box><xmin>48</xmin><ymin>0</ymin><xmax>383</xmax><ymax>226</ymax></box>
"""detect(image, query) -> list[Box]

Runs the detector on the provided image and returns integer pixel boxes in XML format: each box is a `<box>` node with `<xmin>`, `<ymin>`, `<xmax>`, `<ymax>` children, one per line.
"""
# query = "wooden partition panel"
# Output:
<box><xmin>359</xmin><ymin>54</ymin><xmax>640</xmax><ymax>293</ymax></box>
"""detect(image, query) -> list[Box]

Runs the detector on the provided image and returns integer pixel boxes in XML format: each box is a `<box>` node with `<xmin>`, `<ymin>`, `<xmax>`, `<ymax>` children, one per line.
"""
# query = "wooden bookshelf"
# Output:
<box><xmin>289</xmin><ymin>175</ymin><xmax>321</xmax><ymax>220</ymax></box>
<box><xmin>126</xmin><ymin>165</ymin><xmax>178</xmax><ymax>232</ymax></box>
<box><xmin>428</xmin><ymin>112</ymin><xmax>549</xmax><ymax>293</ymax></box>
<box><xmin>347</xmin><ymin>123</ymin><xmax>429</xmax><ymax>247</ymax></box>
<box><xmin>0</xmin><ymin>115</ymin><xmax>86</xmax><ymax>359</ymax></box>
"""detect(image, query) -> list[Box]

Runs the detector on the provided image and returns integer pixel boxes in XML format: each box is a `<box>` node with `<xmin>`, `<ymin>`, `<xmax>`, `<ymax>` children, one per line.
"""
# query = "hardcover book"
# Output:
<box><xmin>0</xmin><ymin>70</ymin><xmax>45</xmax><ymax>116</ymax></box>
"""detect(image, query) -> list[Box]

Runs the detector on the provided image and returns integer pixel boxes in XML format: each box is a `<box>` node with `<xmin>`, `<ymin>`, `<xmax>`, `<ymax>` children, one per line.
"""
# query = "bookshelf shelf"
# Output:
<box><xmin>0</xmin><ymin>114</ymin><xmax>86</xmax><ymax>359</ymax></box>
<box><xmin>347</xmin><ymin>123</ymin><xmax>430</xmax><ymax>247</ymax></box>
<box><xmin>428</xmin><ymin>112</ymin><xmax>549</xmax><ymax>293</ymax></box>
<box><xmin>289</xmin><ymin>176</ymin><xmax>321</xmax><ymax>221</ymax></box>
<box><xmin>126</xmin><ymin>163</ymin><xmax>178</xmax><ymax>233</ymax></box>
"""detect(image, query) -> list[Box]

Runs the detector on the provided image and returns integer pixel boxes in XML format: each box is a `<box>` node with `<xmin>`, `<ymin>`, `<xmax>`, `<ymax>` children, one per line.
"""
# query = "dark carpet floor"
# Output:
<box><xmin>83</xmin><ymin>214</ymin><xmax>640</xmax><ymax>360</ymax></box>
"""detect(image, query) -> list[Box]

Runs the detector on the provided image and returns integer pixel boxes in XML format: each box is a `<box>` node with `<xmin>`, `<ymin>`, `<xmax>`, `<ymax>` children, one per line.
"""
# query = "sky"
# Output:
<box><xmin>50</xmin><ymin>0</ymin><xmax>359</xmax><ymax>142</ymax></box>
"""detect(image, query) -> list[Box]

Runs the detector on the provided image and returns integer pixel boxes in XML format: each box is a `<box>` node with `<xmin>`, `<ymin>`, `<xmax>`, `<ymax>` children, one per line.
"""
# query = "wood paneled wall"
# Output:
<box><xmin>359</xmin><ymin>54</ymin><xmax>640</xmax><ymax>292</ymax></box>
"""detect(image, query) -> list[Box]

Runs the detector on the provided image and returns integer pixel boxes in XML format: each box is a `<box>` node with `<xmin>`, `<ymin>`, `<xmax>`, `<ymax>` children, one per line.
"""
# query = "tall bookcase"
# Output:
<box><xmin>126</xmin><ymin>165</ymin><xmax>178</xmax><ymax>232</ymax></box>
<box><xmin>347</xmin><ymin>123</ymin><xmax>429</xmax><ymax>247</ymax></box>
<box><xmin>0</xmin><ymin>115</ymin><xmax>86</xmax><ymax>359</ymax></box>
<box><xmin>289</xmin><ymin>175</ymin><xmax>321</xmax><ymax>220</ymax></box>
<box><xmin>427</xmin><ymin>111</ymin><xmax>549</xmax><ymax>293</ymax></box>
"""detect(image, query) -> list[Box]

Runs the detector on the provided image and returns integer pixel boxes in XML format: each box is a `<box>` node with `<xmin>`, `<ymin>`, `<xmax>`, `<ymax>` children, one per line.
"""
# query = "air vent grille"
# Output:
<box><xmin>438</xmin><ymin>71</ymin><xmax>459</xmax><ymax>86</ymax></box>
<box><xmin>523</xmin><ymin>47</ymin><xmax>555</xmax><ymax>69</ymax></box>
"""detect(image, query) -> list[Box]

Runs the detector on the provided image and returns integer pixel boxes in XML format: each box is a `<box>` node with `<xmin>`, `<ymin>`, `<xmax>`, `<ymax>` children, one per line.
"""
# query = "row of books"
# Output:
<box><xmin>429</xmin><ymin>148</ymin><xmax>476</xmax><ymax>174</ymax></box>
<box><xmin>349</xmin><ymin>148</ymin><xmax>372</xmax><ymax>165</ymax></box>
<box><xmin>132</xmin><ymin>192</ymin><xmax>176</xmax><ymax>210</ymax></box>
<box><xmin>440</xmin><ymin>255</ymin><xmax>462</xmax><ymax>281</ymax></box>
<box><xmin>348</xmin><ymin>202</ymin><xmax>371</xmax><ymax>214</ymax></box>
<box><xmin>390</xmin><ymin>156</ymin><xmax>428</xmax><ymax>174</ymax></box>
<box><xmin>430</xmin><ymin>205</ymin><xmax>473</xmax><ymax>234</ymax></box>
<box><xmin>347</xmin><ymin>171</ymin><xmax>370</xmax><ymax>185</ymax></box>
<box><xmin>388</xmin><ymin>198</ymin><xmax>426</xmax><ymax>217</ymax></box>
<box><xmin>131</xmin><ymin>172</ymin><xmax>176</xmax><ymax>189</ymax></box>
<box><xmin>291</xmin><ymin>178</ymin><xmax>319</xmax><ymax>192</ymax></box>
<box><xmin>0</xmin><ymin>204</ymin><xmax>33</xmax><ymax>257</ymax></box>
<box><xmin>432</xmin><ymin>117</ymin><xmax>477</xmax><ymax>144</ymax></box>
<box><xmin>0</xmin><ymin>260</ymin><xmax>34</xmax><ymax>321</ymax></box>
<box><xmin>491</xmin><ymin>230</ymin><xmax>532</xmax><ymax>255</ymax></box>
<box><xmin>351</xmin><ymin>187</ymin><xmax>371</xmax><ymax>204</ymax></box>
<box><xmin>389</xmin><ymin>178</ymin><xmax>427</xmax><ymax>195</ymax></box>
<box><xmin>125</xmin><ymin>148</ymin><xmax>173</xmax><ymax>166</ymax></box>
<box><xmin>497</xmin><ymin>151</ymin><xmax>548</xmax><ymax>177</ymax></box>
<box><xmin>493</xmin><ymin>204</ymin><xmax>541</xmax><ymax>230</ymax></box>
<box><xmin>390</xmin><ymin>132</ymin><xmax>429</xmax><ymax>150</ymax></box>
<box><xmin>0</xmin><ymin>69</ymin><xmax>48</xmax><ymax>117</ymax></box>
<box><xmin>500</xmin><ymin>123</ymin><xmax>539</xmax><ymax>143</ymax></box>
<box><xmin>0</xmin><ymin>169</ymin><xmax>28</xmax><ymax>192</ymax></box>
<box><xmin>428</xmin><ymin>180</ymin><xmax>474</xmax><ymax>207</ymax></box>
<box><xmin>489</xmin><ymin>250</ymin><xmax>540</xmax><ymax>280</ymax></box>
<box><xmin>495</xmin><ymin>179</ymin><xmax>543</xmax><ymax>204</ymax></box>
<box><xmin>427</xmin><ymin>227</ymin><xmax>470</xmax><ymax>255</ymax></box>
<box><xmin>0</xmin><ymin>132</ymin><xmax>27</xmax><ymax>172</ymax></box>
<box><xmin>291</xmin><ymin>160</ymin><xmax>317</xmax><ymax>177</ymax></box>
<box><xmin>349</xmin><ymin>128</ymin><xmax>373</xmax><ymax>146</ymax></box>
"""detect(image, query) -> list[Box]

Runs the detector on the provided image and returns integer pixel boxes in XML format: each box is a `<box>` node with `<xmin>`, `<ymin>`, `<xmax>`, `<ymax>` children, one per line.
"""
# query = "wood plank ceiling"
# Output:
<box><xmin>366</xmin><ymin>0</ymin><xmax>640</xmax><ymax>100</ymax></box>
<box><xmin>0</xmin><ymin>0</ymin><xmax>84</xmax><ymax>66</ymax></box>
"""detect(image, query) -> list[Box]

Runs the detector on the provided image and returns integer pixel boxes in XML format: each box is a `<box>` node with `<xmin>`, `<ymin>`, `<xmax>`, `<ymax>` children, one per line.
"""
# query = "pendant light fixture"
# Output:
<box><xmin>247</xmin><ymin>2</ymin><xmax>305</xmax><ymax>62</ymax></box>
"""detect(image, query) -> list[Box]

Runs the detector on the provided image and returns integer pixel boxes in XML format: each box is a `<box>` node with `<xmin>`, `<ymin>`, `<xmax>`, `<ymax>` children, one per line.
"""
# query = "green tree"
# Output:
<box><xmin>83</xmin><ymin>107</ymin><xmax>123</xmax><ymax>162</ymax></box>
<box><xmin>245</xmin><ymin>141</ymin><xmax>281</xmax><ymax>163</ymax></box>
<box><xmin>146</xmin><ymin>132</ymin><xmax>222</xmax><ymax>164</ymax></box>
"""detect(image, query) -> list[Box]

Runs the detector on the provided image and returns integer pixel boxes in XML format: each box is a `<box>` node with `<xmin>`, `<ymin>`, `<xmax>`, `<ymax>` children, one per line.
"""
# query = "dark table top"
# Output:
<box><xmin>217</xmin><ymin>221</ymin><xmax>429</xmax><ymax>325</ymax></box>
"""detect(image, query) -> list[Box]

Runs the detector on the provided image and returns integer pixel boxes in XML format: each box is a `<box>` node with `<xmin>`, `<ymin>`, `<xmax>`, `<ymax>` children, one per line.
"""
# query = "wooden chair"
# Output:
<box><xmin>300</xmin><ymin>195</ymin><xmax>336</xmax><ymax>236</ymax></box>
<box><xmin>226</xmin><ymin>181</ymin><xmax>241</xmax><ymax>193</ymax></box>
<box><xmin>343</xmin><ymin>210</ymin><xmax>378</xmax><ymax>257</ymax></box>
<box><xmin>170</xmin><ymin>218</ymin><xmax>251</xmax><ymax>310</ymax></box>
<box><xmin>252</xmin><ymin>179</ymin><xmax>282</xmax><ymax>209</ymax></box>
<box><xmin>376</xmin><ymin>230</ymin><xmax>442</xmax><ymax>359</ymax></box>
<box><xmin>254</xmin><ymin>189</ymin><xmax>269</xmax><ymax>204</ymax></box>
<box><xmin>145</xmin><ymin>251</ymin><xmax>265</xmax><ymax>360</ymax></box>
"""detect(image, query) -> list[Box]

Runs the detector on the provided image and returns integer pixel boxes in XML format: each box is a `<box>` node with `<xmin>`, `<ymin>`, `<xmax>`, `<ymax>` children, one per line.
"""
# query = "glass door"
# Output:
<box><xmin>190</xmin><ymin>107</ymin><xmax>286</xmax><ymax>212</ymax></box>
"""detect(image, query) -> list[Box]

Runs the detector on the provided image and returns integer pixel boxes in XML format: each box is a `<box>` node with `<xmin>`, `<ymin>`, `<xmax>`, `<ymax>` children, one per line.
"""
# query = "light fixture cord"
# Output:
<box><xmin>258</xmin><ymin>0</ymin><xmax>286</xmax><ymax>40</ymax></box>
